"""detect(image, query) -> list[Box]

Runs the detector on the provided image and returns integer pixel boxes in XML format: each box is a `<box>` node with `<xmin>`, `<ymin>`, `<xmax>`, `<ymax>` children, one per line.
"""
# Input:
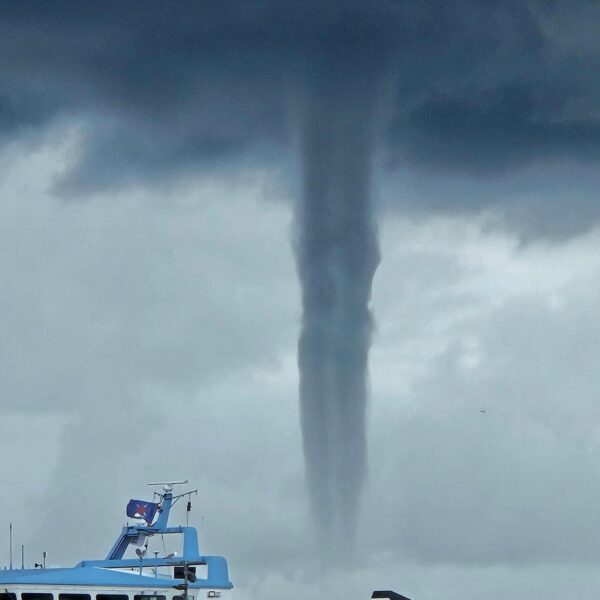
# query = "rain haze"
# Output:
<box><xmin>2</xmin><ymin>2</ymin><xmax>600</xmax><ymax>599</ymax></box>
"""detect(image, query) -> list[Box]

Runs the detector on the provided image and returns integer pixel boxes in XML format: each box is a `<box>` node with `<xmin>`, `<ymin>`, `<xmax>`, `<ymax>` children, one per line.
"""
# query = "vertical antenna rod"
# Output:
<box><xmin>9</xmin><ymin>523</ymin><xmax>12</xmax><ymax>570</ymax></box>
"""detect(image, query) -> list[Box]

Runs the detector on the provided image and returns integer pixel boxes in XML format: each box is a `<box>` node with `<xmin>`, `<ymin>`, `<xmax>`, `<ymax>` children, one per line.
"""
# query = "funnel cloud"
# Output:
<box><xmin>296</xmin><ymin>59</ymin><xmax>382</xmax><ymax>550</ymax></box>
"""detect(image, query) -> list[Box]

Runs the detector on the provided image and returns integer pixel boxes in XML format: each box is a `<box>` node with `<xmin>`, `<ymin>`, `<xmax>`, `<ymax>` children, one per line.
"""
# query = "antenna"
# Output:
<box><xmin>9</xmin><ymin>523</ymin><xmax>12</xmax><ymax>570</ymax></box>
<box><xmin>148</xmin><ymin>480</ymin><xmax>188</xmax><ymax>493</ymax></box>
<box><xmin>153</xmin><ymin>551</ymin><xmax>159</xmax><ymax>578</ymax></box>
<box><xmin>135</xmin><ymin>547</ymin><xmax>147</xmax><ymax>575</ymax></box>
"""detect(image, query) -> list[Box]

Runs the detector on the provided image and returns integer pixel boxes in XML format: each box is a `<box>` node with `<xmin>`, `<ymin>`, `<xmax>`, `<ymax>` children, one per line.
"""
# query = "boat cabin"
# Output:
<box><xmin>0</xmin><ymin>483</ymin><xmax>232</xmax><ymax>600</ymax></box>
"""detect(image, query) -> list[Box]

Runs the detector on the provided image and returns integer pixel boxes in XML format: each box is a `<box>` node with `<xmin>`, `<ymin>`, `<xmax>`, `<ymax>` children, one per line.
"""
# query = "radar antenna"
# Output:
<box><xmin>148</xmin><ymin>480</ymin><xmax>189</xmax><ymax>493</ymax></box>
<box><xmin>147</xmin><ymin>480</ymin><xmax>197</xmax><ymax>515</ymax></box>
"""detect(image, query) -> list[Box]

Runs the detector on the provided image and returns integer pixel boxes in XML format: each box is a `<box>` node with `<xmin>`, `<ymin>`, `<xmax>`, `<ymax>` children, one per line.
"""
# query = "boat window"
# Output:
<box><xmin>0</xmin><ymin>594</ymin><xmax>16</xmax><ymax>600</ymax></box>
<box><xmin>172</xmin><ymin>596</ymin><xmax>194</xmax><ymax>600</ymax></box>
<box><xmin>174</xmin><ymin>566</ymin><xmax>196</xmax><ymax>580</ymax></box>
<box><xmin>59</xmin><ymin>595</ymin><xmax>91</xmax><ymax>600</ymax></box>
<box><xmin>97</xmin><ymin>596</ymin><xmax>129</xmax><ymax>600</ymax></box>
<box><xmin>22</xmin><ymin>594</ymin><xmax>53</xmax><ymax>600</ymax></box>
<box><xmin>134</xmin><ymin>596</ymin><xmax>166</xmax><ymax>600</ymax></box>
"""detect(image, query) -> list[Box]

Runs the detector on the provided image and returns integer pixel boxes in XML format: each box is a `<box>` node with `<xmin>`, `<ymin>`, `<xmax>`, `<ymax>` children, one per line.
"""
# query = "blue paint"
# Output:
<box><xmin>0</xmin><ymin>487</ymin><xmax>232</xmax><ymax>591</ymax></box>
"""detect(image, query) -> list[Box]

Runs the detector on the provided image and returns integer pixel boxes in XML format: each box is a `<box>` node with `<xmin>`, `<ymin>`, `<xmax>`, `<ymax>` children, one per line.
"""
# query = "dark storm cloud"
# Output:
<box><xmin>1</xmin><ymin>1</ymin><xmax>598</xmax><ymax>199</ymax></box>
<box><xmin>396</xmin><ymin>83</ymin><xmax>600</xmax><ymax>171</ymax></box>
<box><xmin>0</xmin><ymin>1</ymin><xmax>291</xmax><ymax>187</ymax></box>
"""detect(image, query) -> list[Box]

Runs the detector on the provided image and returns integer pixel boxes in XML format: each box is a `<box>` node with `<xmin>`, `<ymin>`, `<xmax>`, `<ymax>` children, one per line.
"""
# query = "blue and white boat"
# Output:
<box><xmin>0</xmin><ymin>482</ymin><xmax>233</xmax><ymax>600</ymax></box>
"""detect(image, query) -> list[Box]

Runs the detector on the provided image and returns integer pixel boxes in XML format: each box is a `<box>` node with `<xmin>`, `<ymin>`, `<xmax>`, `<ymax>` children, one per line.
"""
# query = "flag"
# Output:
<box><xmin>126</xmin><ymin>499</ymin><xmax>159</xmax><ymax>523</ymax></box>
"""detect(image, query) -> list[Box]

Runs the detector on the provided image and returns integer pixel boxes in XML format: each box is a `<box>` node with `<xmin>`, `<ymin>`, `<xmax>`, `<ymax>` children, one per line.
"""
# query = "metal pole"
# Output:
<box><xmin>183</xmin><ymin>561</ymin><xmax>188</xmax><ymax>600</ymax></box>
<box><xmin>9</xmin><ymin>523</ymin><xmax>12</xmax><ymax>570</ymax></box>
<box><xmin>21</xmin><ymin>545</ymin><xmax>24</xmax><ymax>569</ymax></box>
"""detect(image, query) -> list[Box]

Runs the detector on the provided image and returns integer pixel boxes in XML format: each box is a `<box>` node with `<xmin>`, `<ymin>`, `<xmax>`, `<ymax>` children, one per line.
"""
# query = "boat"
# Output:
<box><xmin>0</xmin><ymin>481</ymin><xmax>233</xmax><ymax>600</ymax></box>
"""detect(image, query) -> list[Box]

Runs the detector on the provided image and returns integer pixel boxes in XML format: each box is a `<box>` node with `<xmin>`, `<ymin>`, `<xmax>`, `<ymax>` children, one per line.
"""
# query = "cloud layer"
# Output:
<box><xmin>1</xmin><ymin>1</ymin><xmax>599</xmax><ymax>234</ymax></box>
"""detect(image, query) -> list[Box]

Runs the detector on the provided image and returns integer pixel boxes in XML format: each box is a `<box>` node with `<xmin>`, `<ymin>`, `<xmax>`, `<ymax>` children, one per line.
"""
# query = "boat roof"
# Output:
<box><xmin>0</xmin><ymin>484</ymin><xmax>232</xmax><ymax>590</ymax></box>
<box><xmin>0</xmin><ymin>567</ymin><xmax>177</xmax><ymax>588</ymax></box>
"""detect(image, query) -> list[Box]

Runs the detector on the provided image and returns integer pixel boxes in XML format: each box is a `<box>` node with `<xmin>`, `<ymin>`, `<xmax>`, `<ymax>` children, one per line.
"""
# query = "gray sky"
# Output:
<box><xmin>2</xmin><ymin>2</ymin><xmax>600</xmax><ymax>599</ymax></box>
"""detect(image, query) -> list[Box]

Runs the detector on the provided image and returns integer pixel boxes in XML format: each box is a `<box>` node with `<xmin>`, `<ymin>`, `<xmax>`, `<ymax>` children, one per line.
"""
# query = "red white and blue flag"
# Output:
<box><xmin>126</xmin><ymin>499</ymin><xmax>159</xmax><ymax>523</ymax></box>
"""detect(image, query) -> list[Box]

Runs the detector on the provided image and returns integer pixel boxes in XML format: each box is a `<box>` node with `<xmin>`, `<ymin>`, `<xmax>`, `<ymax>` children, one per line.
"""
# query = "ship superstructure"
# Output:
<box><xmin>0</xmin><ymin>482</ymin><xmax>232</xmax><ymax>600</ymax></box>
